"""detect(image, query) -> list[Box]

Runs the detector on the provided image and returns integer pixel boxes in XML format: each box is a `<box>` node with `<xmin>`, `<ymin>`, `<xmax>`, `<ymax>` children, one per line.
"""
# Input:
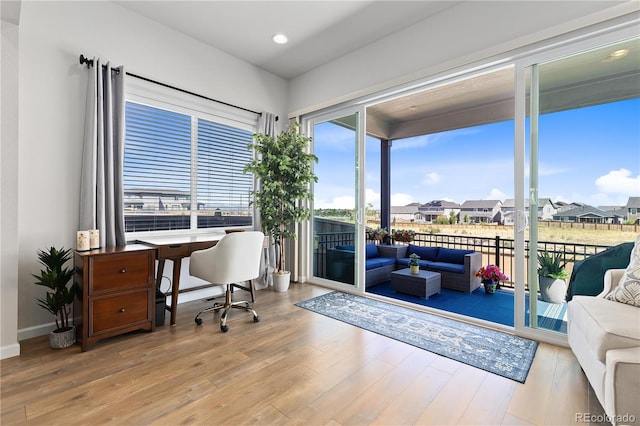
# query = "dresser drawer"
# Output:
<box><xmin>91</xmin><ymin>290</ymin><xmax>150</xmax><ymax>334</ymax></box>
<box><xmin>90</xmin><ymin>252</ymin><xmax>150</xmax><ymax>293</ymax></box>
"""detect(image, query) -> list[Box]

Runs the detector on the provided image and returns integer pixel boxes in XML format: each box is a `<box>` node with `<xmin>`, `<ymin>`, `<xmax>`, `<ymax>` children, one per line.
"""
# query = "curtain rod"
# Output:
<box><xmin>79</xmin><ymin>54</ymin><xmax>274</xmax><ymax>120</ymax></box>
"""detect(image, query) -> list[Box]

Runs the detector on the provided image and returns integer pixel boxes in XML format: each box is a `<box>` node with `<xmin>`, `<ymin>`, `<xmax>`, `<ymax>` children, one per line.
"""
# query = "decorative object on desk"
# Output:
<box><xmin>366</xmin><ymin>227</ymin><xmax>388</xmax><ymax>242</ymax></box>
<box><xmin>476</xmin><ymin>264</ymin><xmax>509</xmax><ymax>295</ymax></box>
<box><xmin>537</xmin><ymin>250</ymin><xmax>570</xmax><ymax>304</ymax></box>
<box><xmin>296</xmin><ymin>291</ymin><xmax>538</xmax><ymax>383</ymax></box>
<box><xmin>409</xmin><ymin>253</ymin><xmax>420</xmax><ymax>274</ymax></box>
<box><xmin>244</xmin><ymin>122</ymin><xmax>318</xmax><ymax>292</ymax></box>
<box><xmin>32</xmin><ymin>246</ymin><xmax>77</xmax><ymax>348</ymax></box>
<box><xmin>76</xmin><ymin>230</ymin><xmax>90</xmax><ymax>251</ymax></box>
<box><xmin>89</xmin><ymin>229</ymin><xmax>100</xmax><ymax>249</ymax></box>
<box><xmin>392</xmin><ymin>229</ymin><xmax>415</xmax><ymax>243</ymax></box>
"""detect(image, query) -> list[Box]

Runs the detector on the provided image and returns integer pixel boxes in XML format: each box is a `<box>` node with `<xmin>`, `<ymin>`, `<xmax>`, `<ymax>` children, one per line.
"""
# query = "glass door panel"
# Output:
<box><xmin>525</xmin><ymin>38</ymin><xmax>640</xmax><ymax>335</ymax></box>
<box><xmin>311</xmin><ymin>113</ymin><xmax>362</xmax><ymax>287</ymax></box>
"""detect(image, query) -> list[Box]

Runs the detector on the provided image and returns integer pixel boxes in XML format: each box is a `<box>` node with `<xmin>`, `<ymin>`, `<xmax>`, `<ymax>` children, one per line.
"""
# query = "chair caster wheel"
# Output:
<box><xmin>195</xmin><ymin>317</ymin><xmax>203</xmax><ymax>325</ymax></box>
<box><xmin>253</xmin><ymin>315</ymin><xmax>260</xmax><ymax>323</ymax></box>
<box><xmin>220</xmin><ymin>325</ymin><xmax>229</xmax><ymax>332</ymax></box>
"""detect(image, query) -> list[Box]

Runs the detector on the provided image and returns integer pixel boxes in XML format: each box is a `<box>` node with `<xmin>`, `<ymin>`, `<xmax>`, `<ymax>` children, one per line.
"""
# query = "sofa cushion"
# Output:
<box><xmin>428</xmin><ymin>262</ymin><xmax>465</xmax><ymax>274</ymax></box>
<box><xmin>407</xmin><ymin>244</ymin><xmax>439</xmax><ymax>261</ymax></box>
<box><xmin>435</xmin><ymin>248</ymin><xmax>474</xmax><ymax>264</ymax></box>
<box><xmin>568</xmin><ymin>295</ymin><xmax>640</xmax><ymax>364</ymax></box>
<box><xmin>606</xmin><ymin>235</ymin><xmax>640</xmax><ymax>307</ymax></box>
<box><xmin>366</xmin><ymin>257</ymin><xmax>396</xmax><ymax>270</ymax></box>
<box><xmin>365</xmin><ymin>243</ymin><xmax>380</xmax><ymax>259</ymax></box>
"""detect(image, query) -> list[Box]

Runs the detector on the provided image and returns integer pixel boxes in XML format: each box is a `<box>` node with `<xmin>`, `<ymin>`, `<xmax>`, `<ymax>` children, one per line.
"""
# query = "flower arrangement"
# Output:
<box><xmin>475</xmin><ymin>264</ymin><xmax>509</xmax><ymax>284</ymax></box>
<box><xmin>392</xmin><ymin>229</ymin><xmax>415</xmax><ymax>243</ymax></box>
<box><xmin>366</xmin><ymin>227</ymin><xmax>389</xmax><ymax>241</ymax></box>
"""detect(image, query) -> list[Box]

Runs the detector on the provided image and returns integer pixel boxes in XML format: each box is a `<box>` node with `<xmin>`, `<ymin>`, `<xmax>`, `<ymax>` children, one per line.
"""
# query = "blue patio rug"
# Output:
<box><xmin>368</xmin><ymin>282</ymin><xmax>567</xmax><ymax>333</ymax></box>
<box><xmin>295</xmin><ymin>291</ymin><xmax>538</xmax><ymax>383</ymax></box>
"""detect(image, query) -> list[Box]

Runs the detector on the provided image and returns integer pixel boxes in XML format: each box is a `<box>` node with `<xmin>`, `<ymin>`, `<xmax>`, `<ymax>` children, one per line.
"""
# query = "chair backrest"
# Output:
<box><xmin>189</xmin><ymin>231</ymin><xmax>265</xmax><ymax>285</ymax></box>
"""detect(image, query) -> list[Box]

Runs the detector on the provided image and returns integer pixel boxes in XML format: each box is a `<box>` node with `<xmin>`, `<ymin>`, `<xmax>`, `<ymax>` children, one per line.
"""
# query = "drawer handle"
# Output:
<box><xmin>168</xmin><ymin>244</ymin><xmax>182</xmax><ymax>248</ymax></box>
<box><xmin>120</xmin><ymin>269</ymin><xmax>126</xmax><ymax>273</ymax></box>
<box><xmin>119</xmin><ymin>308</ymin><xmax>126</xmax><ymax>313</ymax></box>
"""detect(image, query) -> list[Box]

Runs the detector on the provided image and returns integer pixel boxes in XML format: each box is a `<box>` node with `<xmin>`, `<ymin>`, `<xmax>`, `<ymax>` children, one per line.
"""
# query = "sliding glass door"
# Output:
<box><xmin>308</xmin><ymin>109</ymin><xmax>366</xmax><ymax>290</ymax></box>
<box><xmin>522</xmin><ymin>36</ymin><xmax>640</xmax><ymax>337</ymax></box>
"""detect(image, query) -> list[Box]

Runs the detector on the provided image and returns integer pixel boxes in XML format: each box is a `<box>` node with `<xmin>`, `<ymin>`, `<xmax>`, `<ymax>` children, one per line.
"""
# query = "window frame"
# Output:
<box><xmin>124</xmin><ymin>78</ymin><xmax>258</xmax><ymax>238</ymax></box>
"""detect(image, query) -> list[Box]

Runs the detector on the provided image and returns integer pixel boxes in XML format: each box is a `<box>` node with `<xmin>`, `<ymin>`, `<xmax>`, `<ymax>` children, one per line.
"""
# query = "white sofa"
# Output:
<box><xmin>567</xmin><ymin>269</ymin><xmax>640</xmax><ymax>425</ymax></box>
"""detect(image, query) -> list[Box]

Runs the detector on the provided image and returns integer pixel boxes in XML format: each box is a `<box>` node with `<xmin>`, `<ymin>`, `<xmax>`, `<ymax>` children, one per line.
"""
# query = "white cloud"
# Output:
<box><xmin>391</xmin><ymin>193</ymin><xmax>414</xmax><ymax>206</ymax></box>
<box><xmin>365</xmin><ymin>188</ymin><xmax>381</xmax><ymax>209</ymax></box>
<box><xmin>487</xmin><ymin>188</ymin><xmax>508</xmax><ymax>200</ymax></box>
<box><xmin>595</xmin><ymin>169</ymin><xmax>640</xmax><ymax>195</ymax></box>
<box><xmin>422</xmin><ymin>172</ymin><xmax>441</xmax><ymax>185</ymax></box>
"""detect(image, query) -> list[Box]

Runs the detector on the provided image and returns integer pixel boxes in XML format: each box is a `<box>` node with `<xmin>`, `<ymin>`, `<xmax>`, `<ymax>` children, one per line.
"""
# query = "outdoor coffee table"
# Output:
<box><xmin>390</xmin><ymin>269</ymin><xmax>441</xmax><ymax>298</ymax></box>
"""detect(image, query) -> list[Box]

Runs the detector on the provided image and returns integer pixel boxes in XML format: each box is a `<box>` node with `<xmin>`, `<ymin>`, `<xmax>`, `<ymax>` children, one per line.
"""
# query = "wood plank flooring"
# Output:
<box><xmin>1</xmin><ymin>283</ymin><xmax>608</xmax><ymax>425</ymax></box>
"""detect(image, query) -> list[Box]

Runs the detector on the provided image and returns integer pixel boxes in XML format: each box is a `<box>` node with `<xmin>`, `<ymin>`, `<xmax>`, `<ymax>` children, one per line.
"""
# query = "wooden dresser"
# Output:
<box><xmin>74</xmin><ymin>244</ymin><xmax>156</xmax><ymax>351</ymax></box>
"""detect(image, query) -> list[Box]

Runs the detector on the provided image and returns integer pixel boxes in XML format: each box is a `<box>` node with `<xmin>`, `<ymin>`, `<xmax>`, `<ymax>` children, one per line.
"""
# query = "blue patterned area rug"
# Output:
<box><xmin>295</xmin><ymin>291</ymin><xmax>538</xmax><ymax>383</ymax></box>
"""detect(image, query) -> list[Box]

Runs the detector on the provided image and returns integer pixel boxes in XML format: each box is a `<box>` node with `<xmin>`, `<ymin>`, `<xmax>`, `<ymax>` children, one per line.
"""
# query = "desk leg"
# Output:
<box><xmin>170</xmin><ymin>258</ymin><xmax>181</xmax><ymax>326</ymax></box>
<box><xmin>155</xmin><ymin>259</ymin><xmax>165</xmax><ymax>290</ymax></box>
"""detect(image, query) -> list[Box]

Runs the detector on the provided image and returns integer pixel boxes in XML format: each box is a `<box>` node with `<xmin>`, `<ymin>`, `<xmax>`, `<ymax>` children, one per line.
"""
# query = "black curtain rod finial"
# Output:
<box><xmin>79</xmin><ymin>54</ymin><xmax>94</xmax><ymax>68</ymax></box>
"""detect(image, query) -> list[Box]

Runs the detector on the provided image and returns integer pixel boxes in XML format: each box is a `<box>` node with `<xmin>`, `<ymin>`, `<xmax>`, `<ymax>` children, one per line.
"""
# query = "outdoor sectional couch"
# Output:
<box><xmin>326</xmin><ymin>243</ymin><xmax>397</xmax><ymax>288</ymax></box>
<box><xmin>396</xmin><ymin>244</ymin><xmax>482</xmax><ymax>293</ymax></box>
<box><xmin>326</xmin><ymin>243</ymin><xmax>481</xmax><ymax>292</ymax></box>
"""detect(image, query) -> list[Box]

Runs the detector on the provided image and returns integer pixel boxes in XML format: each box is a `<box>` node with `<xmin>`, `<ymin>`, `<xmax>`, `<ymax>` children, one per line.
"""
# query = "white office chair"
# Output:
<box><xmin>190</xmin><ymin>231</ymin><xmax>264</xmax><ymax>332</ymax></box>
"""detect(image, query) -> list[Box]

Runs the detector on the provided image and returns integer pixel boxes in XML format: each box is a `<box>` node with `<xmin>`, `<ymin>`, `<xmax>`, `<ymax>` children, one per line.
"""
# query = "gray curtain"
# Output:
<box><xmin>254</xmin><ymin>112</ymin><xmax>278</xmax><ymax>290</ymax></box>
<box><xmin>79</xmin><ymin>59</ymin><xmax>126</xmax><ymax>247</ymax></box>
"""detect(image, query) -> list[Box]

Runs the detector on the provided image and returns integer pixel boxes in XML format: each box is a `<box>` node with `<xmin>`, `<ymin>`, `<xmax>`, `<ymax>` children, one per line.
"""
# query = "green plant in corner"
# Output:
<box><xmin>537</xmin><ymin>250</ymin><xmax>570</xmax><ymax>280</ymax></box>
<box><xmin>409</xmin><ymin>253</ymin><xmax>420</xmax><ymax>267</ymax></box>
<box><xmin>244</xmin><ymin>122</ymin><xmax>318</xmax><ymax>277</ymax></box>
<box><xmin>32</xmin><ymin>246</ymin><xmax>76</xmax><ymax>332</ymax></box>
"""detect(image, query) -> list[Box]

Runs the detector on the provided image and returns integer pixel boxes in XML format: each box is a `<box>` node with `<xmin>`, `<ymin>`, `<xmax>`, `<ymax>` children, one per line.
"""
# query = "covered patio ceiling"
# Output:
<box><xmin>365</xmin><ymin>37</ymin><xmax>639</xmax><ymax>141</ymax></box>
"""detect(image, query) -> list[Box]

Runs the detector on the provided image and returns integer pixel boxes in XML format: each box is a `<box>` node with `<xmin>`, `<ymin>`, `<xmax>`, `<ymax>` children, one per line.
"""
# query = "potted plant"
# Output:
<box><xmin>32</xmin><ymin>246</ymin><xmax>77</xmax><ymax>348</ymax></box>
<box><xmin>537</xmin><ymin>250</ymin><xmax>570</xmax><ymax>303</ymax></box>
<box><xmin>392</xmin><ymin>229</ymin><xmax>415</xmax><ymax>243</ymax></box>
<box><xmin>244</xmin><ymin>122</ymin><xmax>318</xmax><ymax>292</ymax></box>
<box><xmin>475</xmin><ymin>264</ymin><xmax>509</xmax><ymax>294</ymax></box>
<box><xmin>409</xmin><ymin>253</ymin><xmax>420</xmax><ymax>274</ymax></box>
<box><xmin>366</xmin><ymin>227</ymin><xmax>388</xmax><ymax>242</ymax></box>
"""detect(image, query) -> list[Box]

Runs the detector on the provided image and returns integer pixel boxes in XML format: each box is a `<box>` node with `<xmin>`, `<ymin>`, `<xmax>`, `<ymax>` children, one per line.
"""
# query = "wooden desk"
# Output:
<box><xmin>136</xmin><ymin>233</ymin><xmax>224</xmax><ymax>325</ymax></box>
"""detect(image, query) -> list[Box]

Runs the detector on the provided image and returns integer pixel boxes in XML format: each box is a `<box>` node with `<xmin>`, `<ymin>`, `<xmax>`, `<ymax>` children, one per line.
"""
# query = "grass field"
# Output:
<box><xmin>371</xmin><ymin>222</ymin><xmax>638</xmax><ymax>247</ymax></box>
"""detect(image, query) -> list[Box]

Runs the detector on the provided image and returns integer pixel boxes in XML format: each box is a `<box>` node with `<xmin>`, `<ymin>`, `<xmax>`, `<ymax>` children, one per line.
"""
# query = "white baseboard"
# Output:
<box><xmin>18</xmin><ymin>321</ymin><xmax>56</xmax><ymax>341</ymax></box>
<box><xmin>0</xmin><ymin>343</ymin><xmax>21</xmax><ymax>359</ymax></box>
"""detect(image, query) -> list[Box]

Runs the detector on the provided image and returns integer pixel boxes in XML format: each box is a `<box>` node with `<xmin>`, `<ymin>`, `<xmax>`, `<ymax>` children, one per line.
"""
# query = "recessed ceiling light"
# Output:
<box><xmin>272</xmin><ymin>33</ymin><xmax>288</xmax><ymax>44</ymax></box>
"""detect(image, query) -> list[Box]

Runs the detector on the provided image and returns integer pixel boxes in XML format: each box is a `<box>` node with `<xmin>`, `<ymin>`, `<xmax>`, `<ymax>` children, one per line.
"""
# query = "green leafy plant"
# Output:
<box><xmin>244</xmin><ymin>122</ymin><xmax>318</xmax><ymax>273</ymax></box>
<box><xmin>32</xmin><ymin>247</ymin><xmax>76</xmax><ymax>332</ymax></box>
<box><xmin>409</xmin><ymin>253</ymin><xmax>420</xmax><ymax>267</ymax></box>
<box><xmin>537</xmin><ymin>251</ymin><xmax>570</xmax><ymax>280</ymax></box>
<box><xmin>366</xmin><ymin>227</ymin><xmax>388</xmax><ymax>241</ymax></box>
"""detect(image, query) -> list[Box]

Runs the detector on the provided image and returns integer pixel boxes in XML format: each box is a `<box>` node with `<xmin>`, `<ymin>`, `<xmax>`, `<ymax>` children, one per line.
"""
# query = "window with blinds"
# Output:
<box><xmin>123</xmin><ymin>101</ymin><xmax>254</xmax><ymax>233</ymax></box>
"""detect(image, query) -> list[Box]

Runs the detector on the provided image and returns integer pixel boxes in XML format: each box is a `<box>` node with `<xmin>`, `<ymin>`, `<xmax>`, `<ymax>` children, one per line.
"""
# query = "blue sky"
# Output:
<box><xmin>314</xmin><ymin>98</ymin><xmax>640</xmax><ymax>210</ymax></box>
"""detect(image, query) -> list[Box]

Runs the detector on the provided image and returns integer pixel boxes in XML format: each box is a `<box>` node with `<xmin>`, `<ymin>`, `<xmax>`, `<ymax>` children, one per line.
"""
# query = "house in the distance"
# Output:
<box><xmin>459</xmin><ymin>200</ymin><xmax>502</xmax><ymax>224</ymax></box>
<box><xmin>502</xmin><ymin>198</ymin><xmax>558</xmax><ymax>225</ymax></box>
<box><xmin>625</xmin><ymin>197</ymin><xmax>640</xmax><ymax>224</ymax></box>
<box><xmin>418</xmin><ymin>200</ymin><xmax>461</xmax><ymax>223</ymax></box>
<box><xmin>552</xmin><ymin>204</ymin><xmax>623</xmax><ymax>224</ymax></box>
<box><xmin>390</xmin><ymin>203</ymin><xmax>422</xmax><ymax>223</ymax></box>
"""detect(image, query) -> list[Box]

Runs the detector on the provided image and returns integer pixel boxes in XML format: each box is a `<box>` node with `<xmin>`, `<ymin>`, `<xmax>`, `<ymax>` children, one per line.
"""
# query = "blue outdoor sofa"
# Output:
<box><xmin>326</xmin><ymin>243</ymin><xmax>482</xmax><ymax>292</ymax></box>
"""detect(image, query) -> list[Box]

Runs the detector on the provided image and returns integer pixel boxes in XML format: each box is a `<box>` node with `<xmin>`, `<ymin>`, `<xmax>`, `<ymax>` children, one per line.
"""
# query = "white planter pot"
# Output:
<box><xmin>273</xmin><ymin>271</ymin><xmax>291</xmax><ymax>292</ymax></box>
<box><xmin>410</xmin><ymin>265</ymin><xmax>420</xmax><ymax>274</ymax></box>
<box><xmin>539</xmin><ymin>276</ymin><xmax>567</xmax><ymax>304</ymax></box>
<box><xmin>50</xmin><ymin>326</ymin><xmax>76</xmax><ymax>349</ymax></box>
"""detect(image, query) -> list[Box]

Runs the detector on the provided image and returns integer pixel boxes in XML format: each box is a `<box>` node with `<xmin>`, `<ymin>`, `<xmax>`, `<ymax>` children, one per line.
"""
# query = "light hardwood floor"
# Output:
<box><xmin>2</xmin><ymin>283</ymin><xmax>608</xmax><ymax>425</ymax></box>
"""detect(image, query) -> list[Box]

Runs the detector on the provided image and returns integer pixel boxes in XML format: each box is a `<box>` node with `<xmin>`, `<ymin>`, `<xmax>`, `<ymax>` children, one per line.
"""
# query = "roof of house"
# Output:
<box><xmin>391</xmin><ymin>205</ymin><xmax>420</xmax><ymax>214</ymax></box>
<box><xmin>626</xmin><ymin>197</ymin><xmax>640</xmax><ymax>208</ymax></box>
<box><xmin>460</xmin><ymin>200</ymin><xmax>501</xmax><ymax>209</ymax></box>
<box><xmin>553</xmin><ymin>205</ymin><xmax>621</xmax><ymax>219</ymax></box>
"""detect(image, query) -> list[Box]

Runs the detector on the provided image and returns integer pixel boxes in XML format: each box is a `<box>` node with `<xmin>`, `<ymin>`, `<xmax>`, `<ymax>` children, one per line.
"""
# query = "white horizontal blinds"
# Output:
<box><xmin>123</xmin><ymin>102</ymin><xmax>192</xmax><ymax>231</ymax></box>
<box><xmin>196</xmin><ymin>119</ymin><xmax>253</xmax><ymax>228</ymax></box>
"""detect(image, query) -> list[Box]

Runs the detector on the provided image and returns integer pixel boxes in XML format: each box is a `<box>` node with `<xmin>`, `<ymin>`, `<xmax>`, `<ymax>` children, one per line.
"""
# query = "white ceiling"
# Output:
<box><xmin>113</xmin><ymin>0</ymin><xmax>459</xmax><ymax>80</ymax></box>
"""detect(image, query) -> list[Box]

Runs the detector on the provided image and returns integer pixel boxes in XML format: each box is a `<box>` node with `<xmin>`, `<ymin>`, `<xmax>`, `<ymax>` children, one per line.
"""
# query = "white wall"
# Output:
<box><xmin>1</xmin><ymin>10</ymin><xmax>21</xmax><ymax>359</ymax></box>
<box><xmin>2</xmin><ymin>0</ymin><xmax>287</xmax><ymax>355</ymax></box>
<box><xmin>288</xmin><ymin>1</ymin><xmax>635</xmax><ymax>115</ymax></box>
